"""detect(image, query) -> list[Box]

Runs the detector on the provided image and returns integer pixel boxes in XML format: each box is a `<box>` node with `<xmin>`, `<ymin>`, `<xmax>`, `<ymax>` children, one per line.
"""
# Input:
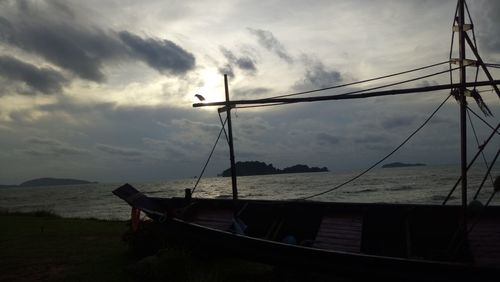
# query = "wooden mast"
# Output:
<box><xmin>224</xmin><ymin>74</ymin><xmax>238</xmax><ymax>201</ymax></box>
<box><xmin>457</xmin><ymin>0</ymin><xmax>467</xmax><ymax>233</ymax></box>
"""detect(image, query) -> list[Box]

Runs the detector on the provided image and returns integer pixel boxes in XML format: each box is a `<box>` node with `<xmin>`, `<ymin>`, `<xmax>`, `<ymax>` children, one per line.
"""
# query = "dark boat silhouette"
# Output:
<box><xmin>114</xmin><ymin>1</ymin><xmax>500</xmax><ymax>280</ymax></box>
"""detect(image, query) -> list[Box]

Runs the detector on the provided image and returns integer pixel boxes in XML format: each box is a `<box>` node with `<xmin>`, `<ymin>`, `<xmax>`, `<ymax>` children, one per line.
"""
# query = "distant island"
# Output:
<box><xmin>220</xmin><ymin>161</ymin><xmax>328</xmax><ymax>177</ymax></box>
<box><xmin>382</xmin><ymin>162</ymin><xmax>426</xmax><ymax>168</ymax></box>
<box><xmin>0</xmin><ymin>178</ymin><xmax>97</xmax><ymax>188</ymax></box>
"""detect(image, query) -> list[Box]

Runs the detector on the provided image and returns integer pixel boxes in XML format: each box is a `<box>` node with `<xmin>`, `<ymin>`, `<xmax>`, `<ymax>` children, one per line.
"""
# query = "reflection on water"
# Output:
<box><xmin>0</xmin><ymin>165</ymin><xmax>498</xmax><ymax>220</ymax></box>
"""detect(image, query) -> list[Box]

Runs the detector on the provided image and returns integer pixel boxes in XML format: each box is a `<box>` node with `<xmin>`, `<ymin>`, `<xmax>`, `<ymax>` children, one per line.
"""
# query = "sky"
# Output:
<box><xmin>0</xmin><ymin>0</ymin><xmax>499</xmax><ymax>184</ymax></box>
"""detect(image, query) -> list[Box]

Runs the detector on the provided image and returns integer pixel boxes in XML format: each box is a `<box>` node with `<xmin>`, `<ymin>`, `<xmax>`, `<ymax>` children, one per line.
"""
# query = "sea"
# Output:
<box><xmin>0</xmin><ymin>165</ymin><xmax>498</xmax><ymax>221</ymax></box>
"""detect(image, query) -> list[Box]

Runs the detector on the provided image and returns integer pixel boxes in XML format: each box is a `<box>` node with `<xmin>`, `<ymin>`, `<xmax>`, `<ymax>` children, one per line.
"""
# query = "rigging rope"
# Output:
<box><xmin>228</xmin><ymin>67</ymin><xmax>461</xmax><ymax>110</ymax></box>
<box><xmin>218</xmin><ymin>111</ymin><xmax>230</xmax><ymax>144</ymax></box>
<box><xmin>191</xmin><ymin>117</ymin><xmax>228</xmax><ymax>196</ymax></box>
<box><xmin>319</xmin><ymin>67</ymin><xmax>459</xmax><ymax>99</ymax></box>
<box><xmin>473</xmin><ymin>148</ymin><xmax>500</xmax><ymax>200</ymax></box>
<box><xmin>235</xmin><ymin>102</ymin><xmax>287</xmax><ymax>110</ymax></box>
<box><xmin>466</xmin><ymin>106</ymin><xmax>500</xmax><ymax>135</ymax></box>
<box><xmin>267</xmin><ymin>61</ymin><xmax>451</xmax><ymax>99</ymax></box>
<box><xmin>467</xmin><ymin>110</ymin><xmax>495</xmax><ymax>197</ymax></box>
<box><xmin>300</xmin><ymin>93</ymin><xmax>452</xmax><ymax>200</ymax></box>
<box><xmin>442</xmin><ymin>121</ymin><xmax>500</xmax><ymax>205</ymax></box>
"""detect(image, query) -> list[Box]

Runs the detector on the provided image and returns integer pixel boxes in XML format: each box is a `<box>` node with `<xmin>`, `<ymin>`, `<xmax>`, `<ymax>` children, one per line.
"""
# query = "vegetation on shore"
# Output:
<box><xmin>220</xmin><ymin>161</ymin><xmax>328</xmax><ymax>177</ymax></box>
<box><xmin>381</xmin><ymin>162</ymin><xmax>426</xmax><ymax>168</ymax></box>
<box><xmin>0</xmin><ymin>178</ymin><xmax>98</xmax><ymax>188</ymax></box>
<box><xmin>0</xmin><ymin>210</ymin><xmax>132</xmax><ymax>281</ymax></box>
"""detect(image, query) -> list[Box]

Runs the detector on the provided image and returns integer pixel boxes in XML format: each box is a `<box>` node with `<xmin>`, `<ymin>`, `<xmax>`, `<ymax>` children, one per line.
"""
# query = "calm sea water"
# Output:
<box><xmin>0</xmin><ymin>165</ymin><xmax>498</xmax><ymax>220</ymax></box>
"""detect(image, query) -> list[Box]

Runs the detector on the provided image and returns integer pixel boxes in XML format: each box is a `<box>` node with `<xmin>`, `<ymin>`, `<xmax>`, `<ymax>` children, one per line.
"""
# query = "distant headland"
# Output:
<box><xmin>0</xmin><ymin>178</ymin><xmax>97</xmax><ymax>188</ymax></box>
<box><xmin>382</xmin><ymin>162</ymin><xmax>426</xmax><ymax>168</ymax></box>
<box><xmin>220</xmin><ymin>161</ymin><xmax>328</xmax><ymax>177</ymax></box>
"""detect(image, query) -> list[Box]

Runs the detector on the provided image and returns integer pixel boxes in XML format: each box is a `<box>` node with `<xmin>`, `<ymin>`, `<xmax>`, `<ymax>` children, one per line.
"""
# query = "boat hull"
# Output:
<box><xmin>114</xmin><ymin>184</ymin><xmax>500</xmax><ymax>281</ymax></box>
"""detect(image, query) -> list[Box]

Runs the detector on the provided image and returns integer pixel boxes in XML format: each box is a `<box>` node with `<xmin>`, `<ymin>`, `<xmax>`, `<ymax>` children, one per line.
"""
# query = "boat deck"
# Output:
<box><xmin>313</xmin><ymin>214</ymin><xmax>362</xmax><ymax>253</ymax></box>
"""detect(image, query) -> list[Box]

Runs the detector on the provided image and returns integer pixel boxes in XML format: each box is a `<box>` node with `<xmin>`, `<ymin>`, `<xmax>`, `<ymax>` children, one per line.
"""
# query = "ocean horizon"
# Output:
<box><xmin>1</xmin><ymin>165</ymin><xmax>498</xmax><ymax>220</ymax></box>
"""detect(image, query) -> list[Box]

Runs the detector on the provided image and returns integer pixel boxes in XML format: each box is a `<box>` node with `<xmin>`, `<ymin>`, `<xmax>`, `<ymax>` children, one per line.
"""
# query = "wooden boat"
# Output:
<box><xmin>114</xmin><ymin>1</ymin><xmax>500</xmax><ymax>280</ymax></box>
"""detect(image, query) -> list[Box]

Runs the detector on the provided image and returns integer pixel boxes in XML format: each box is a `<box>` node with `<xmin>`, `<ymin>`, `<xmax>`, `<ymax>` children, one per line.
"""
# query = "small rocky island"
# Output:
<box><xmin>0</xmin><ymin>178</ymin><xmax>97</xmax><ymax>188</ymax></box>
<box><xmin>220</xmin><ymin>161</ymin><xmax>328</xmax><ymax>177</ymax></box>
<box><xmin>382</xmin><ymin>162</ymin><xmax>426</xmax><ymax>168</ymax></box>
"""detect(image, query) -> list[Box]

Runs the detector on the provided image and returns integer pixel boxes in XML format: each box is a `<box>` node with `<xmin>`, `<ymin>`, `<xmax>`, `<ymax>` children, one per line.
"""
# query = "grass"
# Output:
<box><xmin>0</xmin><ymin>210</ymin><xmax>133</xmax><ymax>281</ymax></box>
<box><xmin>0</xmin><ymin>210</ymin><xmax>280</xmax><ymax>282</ymax></box>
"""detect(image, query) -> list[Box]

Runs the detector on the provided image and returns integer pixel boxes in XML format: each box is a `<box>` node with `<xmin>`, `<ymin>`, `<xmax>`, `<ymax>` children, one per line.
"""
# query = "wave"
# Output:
<box><xmin>344</xmin><ymin>188</ymin><xmax>378</xmax><ymax>194</ymax></box>
<box><xmin>385</xmin><ymin>185</ymin><xmax>415</xmax><ymax>192</ymax></box>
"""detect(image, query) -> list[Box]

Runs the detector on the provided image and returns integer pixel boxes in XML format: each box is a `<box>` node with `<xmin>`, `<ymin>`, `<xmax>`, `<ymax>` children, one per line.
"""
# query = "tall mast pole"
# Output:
<box><xmin>458</xmin><ymin>0</ymin><xmax>467</xmax><ymax>232</ymax></box>
<box><xmin>224</xmin><ymin>74</ymin><xmax>238</xmax><ymax>201</ymax></box>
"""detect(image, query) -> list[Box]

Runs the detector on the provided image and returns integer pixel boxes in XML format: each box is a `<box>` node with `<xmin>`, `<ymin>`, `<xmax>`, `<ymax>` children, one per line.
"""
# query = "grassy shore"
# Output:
<box><xmin>0</xmin><ymin>211</ymin><xmax>133</xmax><ymax>281</ymax></box>
<box><xmin>0</xmin><ymin>210</ymin><xmax>280</xmax><ymax>282</ymax></box>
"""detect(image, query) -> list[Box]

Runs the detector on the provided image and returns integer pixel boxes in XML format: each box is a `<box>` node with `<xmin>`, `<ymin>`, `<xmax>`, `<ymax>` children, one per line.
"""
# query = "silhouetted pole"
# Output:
<box><xmin>224</xmin><ymin>74</ymin><xmax>238</xmax><ymax>201</ymax></box>
<box><xmin>458</xmin><ymin>0</ymin><xmax>468</xmax><ymax>233</ymax></box>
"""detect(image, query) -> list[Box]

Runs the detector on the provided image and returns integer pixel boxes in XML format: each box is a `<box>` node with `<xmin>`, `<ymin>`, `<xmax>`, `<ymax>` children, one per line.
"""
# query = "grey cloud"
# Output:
<box><xmin>218</xmin><ymin>64</ymin><xmax>235</xmax><ymax>78</ymax></box>
<box><xmin>294</xmin><ymin>56</ymin><xmax>342</xmax><ymax>91</ymax></box>
<box><xmin>317</xmin><ymin>133</ymin><xmax>340</xmax><ymax>145</ymax></box>
<box><xmin>236</xmin><ymin>57</ymin><xmax>257</xmax><ymax>72</ymax></box>
<box><xmin>37</xmin><ymin>98</ymin><xmax>116</xmax><ymax>115</ymax></box>
<box><xmin>0</xmin><ymin>55</ymin><xmax>67</xmax><ymax>95</ymax></box>
<box><xmin>142</xmin><ymin>137</ymin><xmax>188</xmax><ymax>159</ymax></box>
<box><xmin>26</xmin><ymin>137</ymin><xmax>61</xmax><ymax>146</ymax></box>
<box><xmin>220</xmin><ymin>47</ymin><xmax>237</xmax><ymax>62</ymax></box>
<box><xmin>353</xmin><ymin>134</ymin><xmax>388</xmax><ymax>144</ymax></box>
<box><xmin>0</xmin><ymin>2</ymin><xmax>196</xmax><ymax>84</ymax></box>
<box><xmin>171</xmin><ymin>118</ymin><xmax>220</xmax><ymax>134</ymax></box>
<box><xmin>382</xmin><ymin>115</ymin><xmax>416</xmax><ymax>130</ymax></box>
<box><xmin>219</xmin><ymin>47</ymin><xmax>257</xmax><ymax>77</ymax></box>
<box><xmin>0</xmin><ymin>16</ymin><xmax>124</xmax><ymax>82</ymax></box>
<box><xmin>416</xmin><ymin>80</ymin><xmax>439</xmax><ymax>88</ymax></box>
<box><xmin>233</xmin><ymin>87</ymin><xmax>271</xmax><ymax>98</ymax></box>
<box><xmin>96</xmin><ymin>143</ymin><xmax>144</xmax><ymax>157</ymax></box>
<box><xmin>476</xmin><ymin>0</ymin><xmax>500</xmax><ymax>56</ymax></box>
<box><xmin>248</xmin><ymin>28</ymin><xmax>293</xmax><ymax>64</ymax></box>
<box><xmin>24</xmin><ymin>136</ymin><xmax>88</xmax><ymax>156</ymax></box>
<box><xmin>236</xmin><ymin>117</ymin><xmax>271</xmax><ymax>137</ymax></box>
<box><xmin>119</xmin><ymin>31</ymin><xmax>195</xmax><ymax>76</ymax></box>
<box><xmin>365</xmin><ymin>144</ymin><xmax>394</xmax><ymax>151</ymax></box>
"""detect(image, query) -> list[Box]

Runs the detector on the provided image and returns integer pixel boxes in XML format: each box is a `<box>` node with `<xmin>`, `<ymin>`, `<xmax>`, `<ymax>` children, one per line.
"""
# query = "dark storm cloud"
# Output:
<box><xmin>0</xmin><ymin>55</ymin><xmax>67</xmax><ymax>95</ymax></box>
<box><xmin>293</xmin><ymin>57</ymin><xmax>342</xmax><ymax>91</ymax></box>
<box><xmin>0</xmin><ymin>1</ymin><xmax>196</xmax><ymax>84</ymax></box>
<box><xmin>218</xmin><ymin>47</ymin><xmax>257</xmax><ymax>77</ymax></box>
<box><xmin>24</xmin><ymin>136</ymin><xmax>88</xmax><ymax>156</ymax></box>
<box><xmin>118</xmin><ymin>31</ymin><xmax>196</xmax><ymax>75</ymax></box>
<box><xmin>317</xmin><ymin>133</ymin><xmax>341</xmax><ymax>145</ymax></box>
<box><xmin>247</xmin><ymin>28</ymin><xmax>293</xmax><ymax>64</ymax></box>
<box><xmin>0</xmin><ymin>16</ymin><xmax>125</xmax><ymax>82</ymax></box>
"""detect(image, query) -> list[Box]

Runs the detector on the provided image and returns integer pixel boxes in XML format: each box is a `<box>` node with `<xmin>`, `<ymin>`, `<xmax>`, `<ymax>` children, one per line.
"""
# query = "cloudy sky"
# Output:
<box><xmin>0</xmin><ymin>0</ymin><xmax>499</xmax><ymax>184</ymax></box>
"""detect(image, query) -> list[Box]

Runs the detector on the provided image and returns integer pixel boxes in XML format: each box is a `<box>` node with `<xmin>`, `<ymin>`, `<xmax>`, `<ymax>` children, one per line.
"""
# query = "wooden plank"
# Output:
<box><xmin>313</xmin><ymin>214</ymin><xmax>363</xmax><ymax>253</ymax></box>
<box><xmin>469</xmin><ymin>218</ymin><xmax>500</xmax><ymax>267</ymax></box>
<box><xmin>318</xmin><ymin>226</ymin><xmax>362</xmax><ymax>233</ymax></box>
<box><xmin>191</xmin><ymin>209</ymin><xmax>234</xmax><ymax>231</ymax></box>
